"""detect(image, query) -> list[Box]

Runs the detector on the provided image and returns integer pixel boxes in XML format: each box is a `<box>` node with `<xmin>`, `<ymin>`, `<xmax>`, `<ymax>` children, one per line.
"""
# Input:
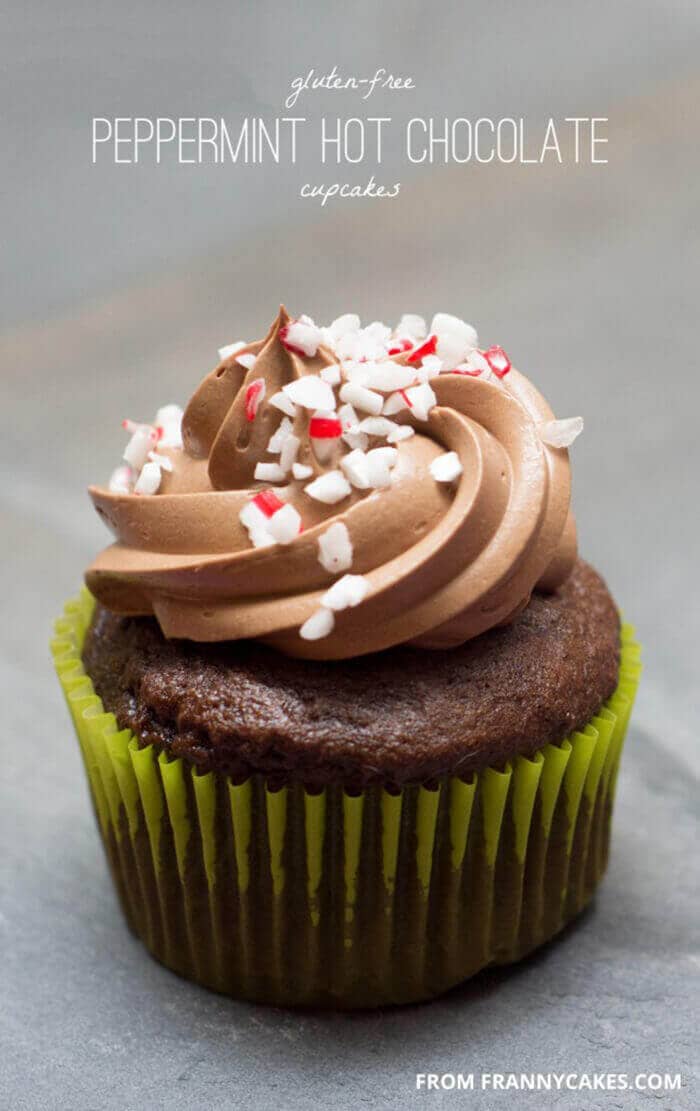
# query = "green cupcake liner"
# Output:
<box><xmin>52</xmin><ymin>590</ymin><xmax>641</xmax><ymax>1008</ymax></box>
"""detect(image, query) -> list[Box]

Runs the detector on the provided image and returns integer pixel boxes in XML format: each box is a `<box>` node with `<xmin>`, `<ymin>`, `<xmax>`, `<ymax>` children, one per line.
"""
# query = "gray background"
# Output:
<box><xmin>2</xmin><ymin>2</ymin><xmax>699</xmax><ymax>1109</ymax></box>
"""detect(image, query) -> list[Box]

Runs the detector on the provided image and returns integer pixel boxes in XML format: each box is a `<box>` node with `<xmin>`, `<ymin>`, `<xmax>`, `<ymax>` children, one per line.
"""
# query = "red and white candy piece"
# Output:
<box><xmin>387</xmin><ymin>337</ymin><xmax>413</xmax><ymax>356</ymax></box>
<box><xmin>403</xmin><ymin>382</ymin><xmax>437</xmax><ymax>421</ymax></box>
<box><xmin>383</xmin><ymin>391</ymin><xmax>410</xmax><ymax>416</ymax></box>
<box><xmin>245</xmin><ymin>378</ymin><xmax>266</xmax><ymax>421</ymax></box>
<box><xmin>309</xmin><ymin>414</ymin><xmax>343</xmax><ymax>439</ymax></box>
<box><xmin>407</xmin><ymin>334</ymin><xmax>438</xmax><ymax>364</ymax></box>
<box><xmin>267</xmin><ymin>417</ymin><xmax>294</xmax><ymax>454</ymax></box>
<box><xmin>304</xmin><ymin>470</ymin><xmax>352</xmax><ymax>505</ymax></box>
<box><xmin>323</xmin><ymin>313</ymin><xmax>361</xmax><ymax>351</ymax></box>
<box><xmin>317</xmin><ymin>521</ymin><xmax>353</xmax><ymax>573</ymax></box>
<box><xmin>482</xmin><ymin>345</ymin><xmax>511</xmax><ymax>378</ymax></box>
<box><xmin>320</xmin><ymin>364</ymin><xmax>341</xmax><ymax>386</ymax></box>
<box><xmin>280</xmin><ymin>316</ymin><xmax>323</xmax><ymax>357</ymax></box>
<box><xmin>267</xmin><ymin>503</ymin><xmax>303</xmax><ymax>544</ymax></box>
<box><xmin>537</xmin><ymin>417</ymin><xmax>584</xmax><ymax>448</ymax></box>
<box><xmin>155</xmin><ymin>405</ymin><xmax>184</xmax><ymax>449</ymax></box>
<box><xmin>147</xmin><ymin>450</ymin><xmax>174</xmax><ymax>473</ymax></box>
<box><xmin>122</xmin><ymin>421</ymin><xmax>160</xmax><ymax>469</ymax></box>
<box><xmin>430</xmin><ymin>451</ymin><xmax>463</xmax><ymax>483</ymax></box>
<box><xmin>240</xmin><ymin>490</ymin><xmax>302</xmax><ymax>548</ymax></box>
<box><xmin>299</xmin><ymin>607</ymin><xmax>335</xmax><ymax>641</ymax></box>
<box><xmin>282</xmin><ymin>375</ymin><xmax>335</xmax><ymax>411</ymax></box>
<box><xmin>321</xmin><ymin>574</ymin><xmax>368</xmax><ymax>611</ymax></box>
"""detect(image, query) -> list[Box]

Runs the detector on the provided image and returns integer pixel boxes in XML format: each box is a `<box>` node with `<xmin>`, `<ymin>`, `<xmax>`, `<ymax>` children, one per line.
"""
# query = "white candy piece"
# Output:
<box><xmin>134</xmin><ymin>461</ymin><xmax>162</xmax><ymax>496</ymax></box>
<box><xmin>383</xmin><ymin>391</ymin><xmax>410</xmax><ymax>416</ymax></box>
<box><xmin>537</xmin><ymin>417</ymin><xmax>584</xmax><ymax>449</ymax></box>
<box><xmin>239</xmin><ymin>501</ymin><xmax>270</xmax><ymax>533</ymax></box>
<box><xmin>267</xmin><ymin>417</ymin><xmax>294</xmax><ymax>454</ymax></box>
<box><xmin>396</xmin><ymin>313</ymin><xmax>427</xmax><ymax>340</ymax></box>
<box><xmin>249</xmin><ymin>528</ymin><xmax>276</xmax><ymax>549</ymax></box>
<box><xmin>324</xmin><ymin>313</ymin><xmax>361</xmax><ymax>350</ymax></box>
<box><xmin>430</xmin><ymin>451</ymin><xmax>463</xmax><ymax>483</ymax></box>
<box><xmin>282</xmin><ymin>375</ymin><xmax>335</xmax><ymax>411</ymax></box>
<box><xmin>283</xmin><ymin>317</ymin><xmax>323</xmax><ymax>357</ymax></box>
<box><xmin>403</xmin><ymin>382</ymin><xmax>437</xmax><ymax>421</ymax></box>
<box><xmin>304</xmin><ymin>470</ymin><xmax>352</xmax><ymax>504</ymax></box>
<box><xmin>218</xmin><ymin>340</ymin><xmax>247</xmax><ymax>361</ymax></box>
<box><xmin>317</xmin><ymin>521</ymin><xmax>353</xmax><ymax>573</ymax></box>
<box><xmin>357</xmin><ymin>416</ymin><xmax>400</xmax><ymax>439</ymax></box>
<box><xmin>123</xmin><ymin>425</ymin><xmax>156</xmax><ymax>469</ymax></box>
<box><xmin>300</xmin><ymin>607</ymin><xmax>335</xmax><ymax>641</ymax></box>
<box><xmin>339</xmin><ymin>381</ymin><xmax>384</xmax><ymax>416</ymax></box>
<box><xmin>430</xmin><ymin>313</ymin><xmax>478</xmax><ymax>369</ymax></box>
<box><xmin>269</xmin><ymin>390</ymin><xmax>297</xmax><ymax>418</ymax></box>
<box><xmin>280</xmin><ymin>433</ymin><xmax>300</xmax><ymax>473</ymax></box>
<box><xmin>254</xmin><ymin>462</ymin><xmax>286</xmax><ymax>483</ymax></box>
<box><xmin>418</xmin><ymin>355</ymin><xmax>444</xmax><ymax>381</ymax></box>
<box><xmin>366</xmin><ymin>446</ymin><xmax>398</xmax><ymax>489</ymax></box>
<box><xmin>292</xmin><ymin>462</ymin><xmax>314</xmax><ymax>480</ymax></box>
<box><xmin>320</xmin><ymin>365</ymin><xmax>341</xmax><ymax>385</ymax></box>
<box><xmin>237</xmin><ymin>352</ymin><xmax>257</xmax><ymax>371</ymax></box>
<box><xmin>155</xmin><ymin>404</ymin><xmax>184</xmax><ymax>449</ymax></box>
<box><xmin>364</xmin><ymin>362</ymin><xmax>416</xmax><ymax>392</ymax></box>
<box><xmin>148</xmin><ymin>450</ymin><xmax>174</xmax><ymax>472</ymax></box>
<box><xmin>340</xmin><ymin>448</ymin><xmax>371</xmax><ymax>489</ymax></box>
<box><xmin>457</xmin><ymin>350</ymin><xmax>493</xmax><ymax>379</ymax></box>
<box><xmin>387</xmin><ymin>424</ymin><xmax>414</xmax><ymax>443</ymax></box>
<box><xmin>321</xmin><ymin>574</ymin><xmax>369</xmax><ymax>612</ymax></box>
<box><xmin>108</xmin><ymin>465</ymin><xmax>133</xmax><ymax>494</ymax></box>
<box><xmin>266</xmin><ymin>503</ymin><xmax>302</xmax><ymax>544</ymax></box>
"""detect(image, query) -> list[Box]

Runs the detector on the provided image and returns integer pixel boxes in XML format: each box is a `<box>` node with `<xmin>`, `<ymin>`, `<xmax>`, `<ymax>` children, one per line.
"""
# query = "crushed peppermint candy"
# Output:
<box><xmin>407</xmin><ymin>335</ymin><xmax>438</xmax><ymax>364</ymax></box>
<box><xmin>269</xmin><ymin>390</ymin><xmax>297</xmax><ymax>418</ymax></box>
<box><xmin>321</xmin><ymin>574</ymin><xmax>368</xmax><ymax>611</ymax></box>
<box><xmin>317</xmin><ymin>521</ymin><xmax>353</xmax><ymax>573</ymax></box>
<box><xmin>123</xmin><ymin>423</ymin><xmax>160</xmax><ymax>469</ymax></box>
<box><xmin>237</xmin><ymin>352</ymin><xmax>257</xmax><ymax>372</ymax></box>
<box><xmin>299</xmin><ymin>607</ymin><xmax>335</xmax><ymax>641</ymax></box>
<box><xmin>339</xmin><ymin>381</ymin><xmax>384</xmax><ymax>415</ymax></box>
<box><xmin>482</xmin><ymin>345</ymin><xmax>511</xmax><ymax>378</ymax></box>
<box><xmin>537</xmin><ymin>417</ymin><xmax>584</xmax><ymax>448</ymax></box>
<box><xmin>403</xmin><ymin>382</ymin><xmax>437</xmax><ymax>421</ymax></box>
<box><xmin>430</xmin><ymin>451</ymin><xmax>463</xmax><ymax>483</ymax></box>
<box><xmin>309</xmin><ymin>414</ymin><xmax>343</xmax><ymax>439</ymax></box>
<box><xmin>218</xmin><ymin>340</ymin><xmax>247</xmax><ymax>361</ymax></box>
<box><xmin>320</xmin><ymin>364</ymin><xmax>342</xmax><ymax>385</ymax></box>
<box><xmin>280</xmin><ymin>316</ymin><xmax>323</xmax><ymax>357</ymax></box>
<box><xmin>266</xmin><ymin>503</ymin><xmax>303</xmax><ymax>544</ymax></box>
<box><xmin>134</xmin><ymin>460</ymin><xmax>163</xmax><ymax>496</ymax></box>
<box><xmin>340</xmin><ymin>448</ymin><xmax>371</xmax><ymax>489</ymax></box>
<box><xmin>304</xmin><ymin>470</ymin><xmax>352</xmax><ymax>504</ymax></box>
<box><xmin>430</xmin><ymin>313</ymin><xmax>479</xmax><ymax>369</ymax></box>
<box><xmin>396</xmin><ymin>313</ymin><xmax>427</xmax><ymax>340</ymax></box>
<box><xmin>109</xmin><ymin>465</ymin><xmax>133</xmax><ymax>494</ymax></box>
<box><xmin>267</xmin><ymin>416</ymin><xmax>294</xmax><ymax>454</ymax></box>
<box><xmin>245</xmin><ymin>378</ymin><xmax>266</xmax><ymax>421</ymax></box>
<box><xmin>292</xmin><ymin>461</ymin><xmax>313</xmax><ymax>480</ymax></box>
<box><xmin>155</xmin><ymin>405</ymin><xmax>184</xmax><ymax>448</ymax></box>
<box><xmin>254</xmin><ymin>461</ymin><xmax>286</xmax><ymax>483</ymax></box>
<box><xmin>283</xmin><ymin>375</ymin><xmax>335</xmax><ymax>411</ymax></box>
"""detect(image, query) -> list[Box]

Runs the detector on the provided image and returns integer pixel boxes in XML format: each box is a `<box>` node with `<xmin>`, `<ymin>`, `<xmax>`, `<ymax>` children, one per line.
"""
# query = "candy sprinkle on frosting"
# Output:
<box><xmin>99</xmin><ymin>308</ymin><xmax>584</xmax><ymax>647</ymax></box>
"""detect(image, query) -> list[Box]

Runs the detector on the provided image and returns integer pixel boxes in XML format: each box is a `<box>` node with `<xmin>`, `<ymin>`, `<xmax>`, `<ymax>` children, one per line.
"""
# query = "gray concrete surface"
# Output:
<box><xmin>1</xmin><ymin>3</ymin><xmax>699</xmax><ymax>1109</ymax></box>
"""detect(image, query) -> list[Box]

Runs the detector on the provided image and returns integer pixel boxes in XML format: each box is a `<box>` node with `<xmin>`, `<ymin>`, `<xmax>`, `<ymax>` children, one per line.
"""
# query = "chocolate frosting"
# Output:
<box><xmin>86</xmin><ymin>308</ymin><xmax>577</xmax><ymax>659</ymax></box>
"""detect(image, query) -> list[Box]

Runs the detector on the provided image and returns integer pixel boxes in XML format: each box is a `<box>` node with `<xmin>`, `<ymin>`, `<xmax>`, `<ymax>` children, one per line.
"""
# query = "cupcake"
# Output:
<box><xmin>52</xmin><ymin>307</ymin><xmax>640</xmax><ymax>1007</ymax></box>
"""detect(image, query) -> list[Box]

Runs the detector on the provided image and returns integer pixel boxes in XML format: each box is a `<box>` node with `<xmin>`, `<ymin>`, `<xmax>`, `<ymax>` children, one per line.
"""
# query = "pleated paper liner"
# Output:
<box><xmin>52</xmin><ymin>590</ymin><xmax>641</xmax><ymax>1008</ymax></box>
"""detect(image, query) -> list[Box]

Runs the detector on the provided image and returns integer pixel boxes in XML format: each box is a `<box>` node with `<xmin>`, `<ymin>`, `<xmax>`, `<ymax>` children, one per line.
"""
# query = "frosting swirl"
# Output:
<box><xmin>87</xmin><ymin>307</ymin><xmax>578</xmax><ymax>659</ymax></box>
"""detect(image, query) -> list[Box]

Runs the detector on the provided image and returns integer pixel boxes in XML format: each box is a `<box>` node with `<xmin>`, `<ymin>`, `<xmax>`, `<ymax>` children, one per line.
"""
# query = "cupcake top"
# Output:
<box><xmin>87</xmin><ymin>307</ymin><xmax>582</xmax><ymax>659</ymax></box>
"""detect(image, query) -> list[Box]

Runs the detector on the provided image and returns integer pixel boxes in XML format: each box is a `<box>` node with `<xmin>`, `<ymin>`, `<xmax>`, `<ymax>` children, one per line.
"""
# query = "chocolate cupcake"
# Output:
<box><xmin>52</xmin><ymin>308</ymin><xmax>640</xmax><ymax>1007</ymax></box>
